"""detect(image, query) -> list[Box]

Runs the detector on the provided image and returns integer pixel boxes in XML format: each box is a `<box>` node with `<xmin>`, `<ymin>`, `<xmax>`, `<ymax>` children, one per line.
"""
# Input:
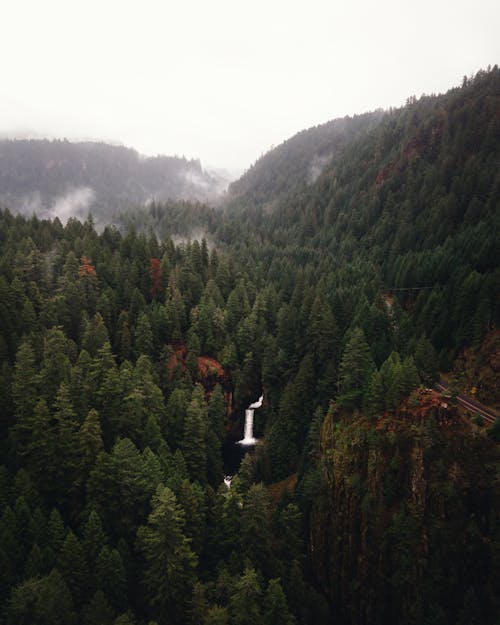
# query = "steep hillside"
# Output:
<box><xmin>0</xmin><ymin>139</ymin><xmax>224</xmax><ymax>221</ymax></box>
<box><xmin>227</xmin><ymin>110</ymin><xmax>385</xmax><ymax>210</ymax></box>
<box><xmin>307</xmin><ymin>395</ymin><xmax>499</xmax><ymax>625</ymax></box>
<box><xmin>224</xmin><ymin>67</ymin><xmax>500</xmax><ymax>357</ymax></box>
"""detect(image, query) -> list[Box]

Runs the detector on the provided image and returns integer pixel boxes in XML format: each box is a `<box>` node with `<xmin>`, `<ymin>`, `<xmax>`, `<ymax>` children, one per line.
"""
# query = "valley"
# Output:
<box><xmin>0</xmin><ymin>66</ymin><xmax>498</xmax><ymax>625</ymax></box>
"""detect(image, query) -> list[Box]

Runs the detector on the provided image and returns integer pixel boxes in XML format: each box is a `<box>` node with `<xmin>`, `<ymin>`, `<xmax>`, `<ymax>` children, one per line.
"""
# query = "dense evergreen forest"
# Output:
<box><xmin>0</xmin><ymin>140</ymin><xmax>225</xmax><ymax>221</ymax></box>
<box><xmin>0</xmin><ymin>67</ymin><xmax>498</xmax><ymax>625</ymax></box>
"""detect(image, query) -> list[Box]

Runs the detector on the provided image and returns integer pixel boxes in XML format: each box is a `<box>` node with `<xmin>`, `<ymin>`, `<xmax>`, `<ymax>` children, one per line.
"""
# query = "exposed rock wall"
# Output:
<box><xmin>309</xmin><ymin>398</ymin><xmax>499</xmax><ymax>625</ymax></box>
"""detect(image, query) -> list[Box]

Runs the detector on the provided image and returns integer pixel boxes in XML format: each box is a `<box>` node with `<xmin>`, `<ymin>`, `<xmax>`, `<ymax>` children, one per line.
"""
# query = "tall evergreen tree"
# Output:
<box><xmin>228</xmin><ymin>567</ymin><xmax>262</xmax><ymax>625</ymax></box>
<box><xmin>11</xmin><ymin>341</ymin><xmax>38</xmax><ymax>422</ymax></box>
<box><xmin>338</xmin><ymin>327</ymin><xmax>375</xmax><ymax>408</ymax></box>
<box><xmin>137</xmin><ymin>485</ymin><xmax>197</xmax><ymax>624</ymax></box>
<box><xmin>57</xmin><ymin>530</ymin><xmax>89</xmax><ymax>607</ymax></box>
<box><xmin>263</xmin><ymin>578</ymin><xmax>295</xmax><ymax>625</ymax></box>
<box><xmin>182</xmin><ymin>385</ymin><xmax>208</xmax><ymax>483</ymax></box>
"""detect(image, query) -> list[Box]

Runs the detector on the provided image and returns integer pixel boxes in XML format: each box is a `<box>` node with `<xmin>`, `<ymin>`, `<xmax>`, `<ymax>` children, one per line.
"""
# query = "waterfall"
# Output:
<box><xmin>238</xmin><ymin>394</ymin><xmax>263</xmax><ymax>446</ymax></box>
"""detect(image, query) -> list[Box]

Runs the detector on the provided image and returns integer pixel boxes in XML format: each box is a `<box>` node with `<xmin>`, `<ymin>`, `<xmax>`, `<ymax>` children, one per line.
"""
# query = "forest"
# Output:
<box><xmin>0</xmin><ymin>67</ymin><xmax>498</xmax><ymax>625</ymax></box>
<box><xmin>0</xmin><ymin>139</ymin><xmax>225</xmax><ymax>221</ymax></box>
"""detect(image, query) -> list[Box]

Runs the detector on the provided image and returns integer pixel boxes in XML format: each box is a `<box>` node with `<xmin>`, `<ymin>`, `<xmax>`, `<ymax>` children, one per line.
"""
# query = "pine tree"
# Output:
<box><xmin>111</xmin><ymin>438</ymin><xmax>148</xmax><ymax>536</ymax></box>
<box><xmin>414</xmin><ymin>336</ymin><xmax>439</xmax><ymax>386</ymax></box>
<box><xmin>229</xmin><ymin>567</ymin><xmax>262</xmax><ymax>625</ymax></box>
<box><xmin>86</xmin><ymin>451</ymin><xmax>117</xmax><ymax>535</ymax></box>
<box><xmin>82</xmin><ymin>591</ymin><xmax>115</xmax><ymax>625</ymax></box>
<box><xmin>6</xmin><ymin>569</ymin><xmax>77</xmax><ymax>625</ymax></box>
<box><xmin>187</xmin><ymin>582</ymin><xmax>208</xmax><ymax>625</ymax></box>
<box><xmin>70</xmin><ymin>349</ymin><xmax>93</xmax><ymax>421</ymax></box>
<box><xmin>51</xmin><ymin>383</ymin><xmax>82</xmax><ymax>511</ymax></box>
<box><xmin>208</xmin><ymin>384</ymin><xmax>226</xmax><ymax>443</ymax></box>
<box><xmin>234</xmin><ymin>452</ymin><xmax>255</xmax><ymax>493</ymax></box>
<box><xmin>98</xmin><ymin>365</ymin><xmax>122</xmax><ymax>445</ymax></box>
<box><xmin>308</xmin><ymin>296</ymin><xmax>340</xmax><ymax>369</ymax></box>
<box><xmin>115</xmin><ymin>311</ymin><xmax>132</xmax><ymax>361</ymax></box>
<box><xmin>14</xmin><ymin>496</ymin><xmax>32</xmax><ymax>560</ymax></box>
<box><xmin>142</xmin><ymin>447</ymin><xmax>164</xmax><ymax>503</ymax></box>
<box><xmin>263</xmin><ymin>578</ymin><xmax>295</xmax><ymax>625</ymax></box>
<box><xmin>178</xmin><ymin>479</ymin><xmax>207</xmax><ymax>556</ymax></box>
<box><xmin>47</xmin><ymin>508</ymin><xmax>67</xmax><ymax>557</ymax></box>
<box><xmin>82</xmin><ymin>510</ymin><xmax>107</xmax><ymax>570</ymax></box>
<box><xmin>401</xmin><ymin>356</ymin><xmax>420</xmax><ymax>394</ymax></box>
<box><xmin>204</xmin><ymin>605</ymin><xmax>229</xmax><ymax>625</ymax></box>
<box><xmin>134</xmin><ymin>312</ymin><xmax>154</xmax><ymax>358</ymax></box>
<box><xmin>11</xmin><ymin>340</ymin><xmax>37</xmax><ymax>422</ymax></box>
<box><xmin>0</xmin><ymin>506</ymin><xmax>21</xmax><ymax>591</ymax></box>
<box><xmin>206</xmin><ymin>427</ymin><xmax>223</xmax><ymax>488</ymax></box>
<box><xmin>13</xmin><ymin>468</ymin><xmax>40</xmax><ymax>510</ymax></box>
<box><xmin>182</xmin><ymin>385</ymin><xmax>208</xmax><ymax>483</ymax></box>
<box><xmin>80</xmin><ymin>409</ymin><xmax>104</xmax><ymax>478</ymax></box>
<box><xmin>24</xmin><ymin>543</ymin><xmax>45</xmax><ymax>578</ymax></box>
<box><xmin>23</xmin><ymin>399</ymin><xmax>53</xmax><ymax>501</ymax></box>
<box><xmin>96</xmin><ymin>546</ymin><xmax>127</xmax><ymax>611</ymax></box>
<box><xmin>82</xmin><ymin>313</ymin><xmax>110</xmax><ymax>358</ymax></box>
<box><xmin>276</xmin><ymin>504</ymin><xmax>303</xmax><ymax>565</ymax></box>
<box><xmin>241</xmin><ymin>484</ymin><xmax>274</xmax><ymax>576</ymax></box>
<box><xmin>164</xmin><ymin>388</ymin><xmax>189</xmax><ymax>449</ymax></box>
<box><xmin>0</xmin><ymin>360</ymin><xmax>14</xmax><ymax>437</ymax></box>
<box><xmin>143</xmin><ymin>415</ymin><xmax>164</xmax><ymax>453</ymax></box>
<box><xmin>30</xmin><ymin>507</ymin><xmax>48</xmax><ymax>550</ymax></box>
<box><xmin>57</xmin><ymin>530</ymin><xmax>89</xmax><ymax>606</ymax></box>
<box><xmin>92</xmin><ymin>341</ymin><xmax>118</xmax><ymax>392</ymax></box>
<box><xmin>386</xmin><ymin>360</ymin><xmax>406</xmax><ymax>410</ymax></box>
<box><xmin>338</xmin><ymin>327</ymin><xmax>375</xmax><ymax>408</ymax></box>
<box><xmin>38</xmin><ymin>327</ymin><xmax>71</xmax><ymax>407</ymax></box>
<box><xmin>114</xmin><ymin>612</ymin><xmax>136</xmax><ymax>625</ymax></box>
<box><xmin>365</xmin><ymin>370</ymin><xmax>385</xmax><ymax>417</ymax></box>
<box><xmin>137</xmin><ymin>485</ymin><xmax>197</xmax><ymax>624</ymax></box>
<box><xmin>221</xmin><ymin>491</ymin><xmax>242</xmax><ymax>559</ymax></box>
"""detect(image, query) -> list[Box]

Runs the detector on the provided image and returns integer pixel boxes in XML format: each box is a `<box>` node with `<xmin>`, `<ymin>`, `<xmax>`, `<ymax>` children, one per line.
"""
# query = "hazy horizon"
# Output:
<box><xmin>1</xmin><ymin>0</ymin><xmax>498</xmax><ymax>171</ymax></box>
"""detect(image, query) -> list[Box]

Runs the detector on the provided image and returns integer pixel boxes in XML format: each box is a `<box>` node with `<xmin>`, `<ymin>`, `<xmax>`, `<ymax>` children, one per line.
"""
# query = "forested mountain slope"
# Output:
<box><xmin>0</xmin><ymin>139</ymin><xmax>224</xmax><ymax>221</ymax></box>
<box><xmin>224</xmin><ymin>66</ymin><xmax>500</xmax><ymax>357</ymax></box>
<box><xmin>227</xmin><ymin>110</ymin><xmax>385</xmax><ymax>209</ymax></box>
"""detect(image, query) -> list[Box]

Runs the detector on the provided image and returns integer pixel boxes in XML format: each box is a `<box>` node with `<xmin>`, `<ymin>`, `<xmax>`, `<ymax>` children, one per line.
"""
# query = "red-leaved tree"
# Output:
<box><xmin>79</xmin><ymin>256</ymin><xmax>97</xmax><ymax>277</ymax></box>
<box><xmin>149</xmin><ymin>258</ymin><xmax>163</xmax><ymax>299</ymax></box>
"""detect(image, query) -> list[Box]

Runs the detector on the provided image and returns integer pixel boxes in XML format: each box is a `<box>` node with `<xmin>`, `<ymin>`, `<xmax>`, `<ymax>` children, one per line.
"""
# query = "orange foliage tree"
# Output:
<box><xmin>149</xmin><ymin>258</ymin><xmax>163</xmax><ymax>299</ymax></box>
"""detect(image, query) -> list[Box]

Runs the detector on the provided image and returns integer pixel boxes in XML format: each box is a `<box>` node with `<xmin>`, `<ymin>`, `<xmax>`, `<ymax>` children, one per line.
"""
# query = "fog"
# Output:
<box><xmin>17</xmin><ymin>187</ymin><xmax>95</xmax><ymax>224</ymax></box>
<box><xmin>50</xmin><ymin>187</ymin><xmax>95</xmax><ymax>223</ymax></box>
<box><xmin>309</xmin><ymin>153</ymin><xmax>333</xmax><ymax>184</ymax></box>
<box><xmin>171</xmin><ymin>229</ymin><xmax>215</xmax><ymax>251</ymax></box>
<box><xmin>0</xmin><ymin>0</ymin><xmax>498</xmax><ymax>171</ymax></box>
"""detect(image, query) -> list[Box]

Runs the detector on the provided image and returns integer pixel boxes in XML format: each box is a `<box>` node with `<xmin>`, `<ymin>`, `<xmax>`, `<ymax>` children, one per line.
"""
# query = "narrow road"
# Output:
<box><xmin>435</xmin><ymin>380</ymin><xmax>499</xmax><ymax>424</ymax></box>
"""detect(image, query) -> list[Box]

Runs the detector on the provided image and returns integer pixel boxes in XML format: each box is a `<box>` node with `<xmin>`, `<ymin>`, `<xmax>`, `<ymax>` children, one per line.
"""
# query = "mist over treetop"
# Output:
<box><xmin>0</xmin><ymin>139</ymin><xmax>227</xmax><ymax>222</ymax></box>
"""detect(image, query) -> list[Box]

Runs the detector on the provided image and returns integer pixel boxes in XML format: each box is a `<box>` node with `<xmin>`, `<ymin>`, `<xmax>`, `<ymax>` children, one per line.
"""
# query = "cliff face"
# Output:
<box><xmin>452</xmin><ymin>329</ymin><xmax>500</xmax><ymax>407</ymax></box>
<box><xmin>309</xmin><ymin>391</ymin><xmax>499</xmax><ymax>625</ymax></box>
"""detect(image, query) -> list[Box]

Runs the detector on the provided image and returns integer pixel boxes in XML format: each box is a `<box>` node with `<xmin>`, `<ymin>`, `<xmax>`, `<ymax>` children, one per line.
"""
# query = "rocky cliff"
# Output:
<box><xmin>309</xmin><ymin>390</ymin><xmax>499</xmax><ymax>625</ymax></box>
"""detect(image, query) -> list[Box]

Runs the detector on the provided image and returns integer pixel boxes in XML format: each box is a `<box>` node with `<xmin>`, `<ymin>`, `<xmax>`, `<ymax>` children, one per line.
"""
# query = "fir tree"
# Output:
<box><xmin>263</xmin><ymin>578</ymin><xmax>295</xmax><ymax>625</ymax></box>
<box><xmin>229</xmin><ymin>567</ymin><xmax>262</xmax><ymax>625</ymax></box>
<box><xmin>338</xmin><ymin>327</ymin><xmax>375</xmax><ymax>408</ymax></box>
<box><xmin>182</xmin><ymin>385</ymin><xmax>208</xmax><ymax>483</ymax></box>
<box><xmin>137</xmin><ymin>485</ymin><xmax>197</xmax><ymax>624</ymax></box>
<box><xmin>57</xmin><ymin>530</ymin><xmax>89</xmax><ymax>606</ymax></box>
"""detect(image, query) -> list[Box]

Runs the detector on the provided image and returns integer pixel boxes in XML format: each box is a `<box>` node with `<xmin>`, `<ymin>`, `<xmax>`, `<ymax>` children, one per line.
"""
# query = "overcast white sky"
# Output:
<box><xmin>0</xmin><ymin>0</ymin><xmax>498</xmax><ymax>171</ymax></box>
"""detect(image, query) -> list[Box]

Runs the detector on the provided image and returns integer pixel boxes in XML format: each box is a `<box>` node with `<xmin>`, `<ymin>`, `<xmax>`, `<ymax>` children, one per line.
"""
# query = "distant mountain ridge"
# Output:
<box><xmin>0</xmin><ymin>139</ymin><xmax>226</xmax><ymax>220</ymax></box>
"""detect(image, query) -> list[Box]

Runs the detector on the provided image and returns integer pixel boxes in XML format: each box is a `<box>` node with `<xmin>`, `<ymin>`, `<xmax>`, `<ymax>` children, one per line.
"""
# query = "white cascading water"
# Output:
<box><xmin>238</xmin><ymin>394</ymin><xmax>263</xmax><ymax>446</ymax></box>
